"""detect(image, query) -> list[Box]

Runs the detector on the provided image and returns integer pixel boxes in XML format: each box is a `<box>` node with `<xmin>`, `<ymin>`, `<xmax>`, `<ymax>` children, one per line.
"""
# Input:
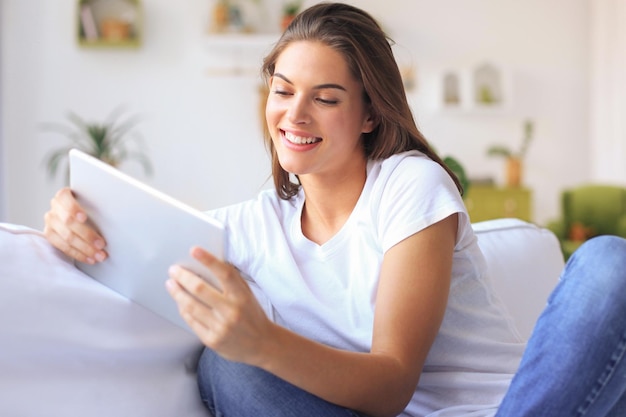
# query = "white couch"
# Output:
<box><xmin>0</xmin><ymin>218</ymin><xmax>565</xmax><ymax>417</ymax></box>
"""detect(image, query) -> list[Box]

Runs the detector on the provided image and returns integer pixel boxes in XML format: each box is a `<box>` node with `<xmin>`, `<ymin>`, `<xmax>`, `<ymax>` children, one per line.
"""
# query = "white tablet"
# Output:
<box><xmin>69</xmin><ymin>148</ymin><xmax>225</xmax><ymax>333</ymax></box>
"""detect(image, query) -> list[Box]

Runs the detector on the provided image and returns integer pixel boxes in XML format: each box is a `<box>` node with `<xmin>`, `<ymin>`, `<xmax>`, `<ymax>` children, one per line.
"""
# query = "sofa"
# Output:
<box><xmin>0</xmin><ymin>218</ymin><xmax>565</xmax><ymax>416</ymax></box>
<box><xmin>546</xmin><ymin>184</ymin><xmax>626</xmax><ymax>259</ymax></box>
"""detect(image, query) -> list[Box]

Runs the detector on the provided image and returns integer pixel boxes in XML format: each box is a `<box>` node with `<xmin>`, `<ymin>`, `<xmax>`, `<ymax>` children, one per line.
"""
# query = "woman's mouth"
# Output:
<box><xmin>284</xmin><ymin>130</ymin><xmax>322</xmax><ymax>145</ymax></box>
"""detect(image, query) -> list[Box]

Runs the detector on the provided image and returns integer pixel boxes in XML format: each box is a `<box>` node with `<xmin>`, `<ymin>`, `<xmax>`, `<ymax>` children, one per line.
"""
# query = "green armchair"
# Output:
<box><xmin>546</xmin><ymin>184</ymin><xmax>626</xmax><ymax>259</ymax></box>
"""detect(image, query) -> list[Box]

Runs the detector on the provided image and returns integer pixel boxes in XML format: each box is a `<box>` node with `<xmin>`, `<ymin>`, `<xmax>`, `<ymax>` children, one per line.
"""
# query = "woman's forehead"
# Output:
<box><xmin>274</xmin><ymin>41</ymin><xmax>356</xmax><ymax>85</ymax></box>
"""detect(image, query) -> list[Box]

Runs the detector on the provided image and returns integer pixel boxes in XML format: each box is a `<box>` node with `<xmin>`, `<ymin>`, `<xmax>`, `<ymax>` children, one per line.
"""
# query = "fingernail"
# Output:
<box><xmin>76</xmin><ymin>212</ymin><xmax>87</xmax><ymax>222</ymax></box>
<box><xmin>86</xmin><ymin>257</ymin><xmax>95</xmax><ymax>265</ymax></box>
<box><xmin>95</xmin><ymin>252</ymin><xmax>106</xmax><ymax>262</ymax></box>
<box><xmin>94</xmin><ymin>239</ymin><xmax>105</xmax><ymax>250</ymax></box>
<box><xmin>168</xmin><ymin>265</ymin><xmax>179</xmax><ymax>275</ymax></box>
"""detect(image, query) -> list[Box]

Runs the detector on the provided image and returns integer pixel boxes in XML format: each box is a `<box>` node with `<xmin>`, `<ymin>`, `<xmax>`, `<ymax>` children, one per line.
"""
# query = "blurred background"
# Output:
<box><xmin>1</xmin><ymin>0</ymin><xmax>624</xmax><ymax>231</ymax></box>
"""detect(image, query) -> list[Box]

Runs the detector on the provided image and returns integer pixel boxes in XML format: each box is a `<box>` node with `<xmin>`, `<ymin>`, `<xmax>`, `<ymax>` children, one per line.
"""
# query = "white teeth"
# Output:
<box><xmin>285</xmin><ymin>131</ymin><xmax>320</xmax><ymax>144</ymax></box>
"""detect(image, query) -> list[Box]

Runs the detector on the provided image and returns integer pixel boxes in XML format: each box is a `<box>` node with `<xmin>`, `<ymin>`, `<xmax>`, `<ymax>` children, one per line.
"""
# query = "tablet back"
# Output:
<box><xmin>69</xmin><ymin>148</ymin><xmax>224</xmax><ymax>333</ymax></box>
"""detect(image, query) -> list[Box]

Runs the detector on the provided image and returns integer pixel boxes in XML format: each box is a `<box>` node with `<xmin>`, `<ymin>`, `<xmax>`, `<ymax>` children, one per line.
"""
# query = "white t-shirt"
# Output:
<box><xmin>207</xmin><ymin>151</ymin><xmax>525</xmax><ymax>417</ymax></box>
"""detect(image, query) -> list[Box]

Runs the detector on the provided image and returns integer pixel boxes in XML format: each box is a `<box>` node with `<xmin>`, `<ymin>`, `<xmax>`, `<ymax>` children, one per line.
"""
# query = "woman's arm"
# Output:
<box><xmin>167</xmin><ymin>213</ymin><xmax>457</xmax><ymax>417</ymax></box>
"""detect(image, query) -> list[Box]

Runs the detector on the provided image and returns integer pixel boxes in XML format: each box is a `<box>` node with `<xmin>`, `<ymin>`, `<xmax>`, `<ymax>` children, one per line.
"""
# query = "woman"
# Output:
<box><xmin>44</xmin><ymin>3</ymin><xmax>626</xmax><ymax>417</ymax></box>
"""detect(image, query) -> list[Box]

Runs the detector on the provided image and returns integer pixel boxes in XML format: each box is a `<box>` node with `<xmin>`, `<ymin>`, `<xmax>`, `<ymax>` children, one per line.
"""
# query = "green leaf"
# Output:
<box><xmin>486</xmin><ymin>145</ymin><xmax>512</xmax><ymax>158</ymax></box>
<box><xmin>40</xmin><ymin>107</ymin><xmax>152</xmax><ymax>181</ymax></box>
<box><xmin>443</xmin><ymin>156</ymin><xmax>470</xmax><ymax>195</ymax></box>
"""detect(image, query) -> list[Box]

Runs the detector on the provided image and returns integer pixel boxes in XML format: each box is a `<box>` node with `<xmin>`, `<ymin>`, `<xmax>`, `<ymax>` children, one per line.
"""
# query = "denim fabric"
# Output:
<box><xmin>497</xmin><ymin>235</ymin><xmax>626</xmax><ymax>417</ymax></box>
<box><xmin>197</xmin><ymin>347</ymin><xmax>368</xmax><ymax>417</ymax></box>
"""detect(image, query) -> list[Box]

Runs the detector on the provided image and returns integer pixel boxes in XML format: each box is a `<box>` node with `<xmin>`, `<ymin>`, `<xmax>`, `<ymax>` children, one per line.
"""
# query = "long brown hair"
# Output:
<box><xmin>261</xmin><ymin>2</ymin><xmax>462</xmax><ymax>199</ymax></box>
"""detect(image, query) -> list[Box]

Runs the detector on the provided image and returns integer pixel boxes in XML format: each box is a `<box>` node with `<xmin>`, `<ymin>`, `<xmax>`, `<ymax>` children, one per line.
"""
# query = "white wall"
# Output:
<box><xmin>589</xmin><ymin>0</ymin><xmax>626</xmax><ymax>183</ymax></box>
<box><xmin>1</xmin><ymin>0</ymin><xmax>593</xmax><ymax>229</ymax></box>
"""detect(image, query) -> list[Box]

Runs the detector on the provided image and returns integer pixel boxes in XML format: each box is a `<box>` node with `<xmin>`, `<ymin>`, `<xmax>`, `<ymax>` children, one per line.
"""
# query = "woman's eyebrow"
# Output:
<box><xmin>273</xmin><ymin>73</ymin><xmax>347</xmax><ymax>92</ymax></box>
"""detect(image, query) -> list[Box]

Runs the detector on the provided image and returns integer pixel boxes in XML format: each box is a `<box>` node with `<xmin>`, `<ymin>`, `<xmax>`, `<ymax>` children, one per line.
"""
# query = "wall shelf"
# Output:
<box><xmin>77</xmin><ymin>0</ymin><xmax>142</xmax><ymax>49</ymax></box>
<box><xmin>206</xmin><ymin>33</ymin><xmax>279</xmax><ymax>49</ymax></box>
<box><xmin>438</xmin><ymin>62</ymin><xmax>512</xmax><ymax>114</ymax></box>
<box><xmin>205</xmin><ymin>33</ymin><xmax>280</xmax><ymax>77</ymax></box>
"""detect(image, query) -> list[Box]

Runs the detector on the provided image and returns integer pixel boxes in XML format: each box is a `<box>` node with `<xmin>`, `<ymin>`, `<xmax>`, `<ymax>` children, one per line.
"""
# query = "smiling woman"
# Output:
<box><xmin>264</xmin><ymin>41</ymin><xmax>375</xmax><ymax>188</ymax></box>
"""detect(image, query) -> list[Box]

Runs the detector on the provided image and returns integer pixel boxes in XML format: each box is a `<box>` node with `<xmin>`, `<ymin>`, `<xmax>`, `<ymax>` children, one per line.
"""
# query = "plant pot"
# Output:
<box><xmin>100</xmin><ymin>18</ymin><xmax>131</xmax><ymax>41</ymax></box>
<box><xmin>211</xmin><ymin>2</ymin><xmax>230</xmax><ymax>33</ymax></box>
<box><xmin>505</xmin><ymin>157</ymin><xmax>522</xmax><ymax>187</ymax></box>
<box><xmin>281</xmin><ymin>14</ymin><xmax>296</xmax><ymax>31</ymax></box>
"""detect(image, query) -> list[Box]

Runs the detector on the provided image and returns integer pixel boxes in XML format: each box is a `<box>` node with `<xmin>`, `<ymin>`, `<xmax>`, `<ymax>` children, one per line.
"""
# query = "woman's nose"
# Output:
<box><xmin>287</xmin><ymin>96</ymin><xmax>310</xmax><ymax>124</ymax></box>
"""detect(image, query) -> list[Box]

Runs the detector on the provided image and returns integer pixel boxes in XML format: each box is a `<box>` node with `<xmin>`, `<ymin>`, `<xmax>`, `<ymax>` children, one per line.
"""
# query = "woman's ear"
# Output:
<box><xmin>361</xmin><ymin>110</ymin><xmax>379</xmax><ymax>134</ymax></box>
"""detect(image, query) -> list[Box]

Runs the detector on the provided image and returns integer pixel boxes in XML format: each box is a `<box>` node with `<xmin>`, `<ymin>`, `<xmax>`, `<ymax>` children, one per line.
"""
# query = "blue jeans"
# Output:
<box><xmin>497</xmin><ymin>235</ymin><xmax>626</xmax><ymax>417</ymax></box>
<box><xmin>197</xmin><ymin>347</ymin><xmax>368</xmax><ymax>417</ymax></box>
<box><xmin>197</xmin><ymin>236</ymin><xmax>626</xmax><ymax>417</ymax></box>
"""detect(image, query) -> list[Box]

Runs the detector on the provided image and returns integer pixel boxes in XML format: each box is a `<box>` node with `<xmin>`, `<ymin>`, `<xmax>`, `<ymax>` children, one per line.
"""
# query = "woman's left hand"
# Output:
<box><xmin>166</xmin><ymin>247</ymin><xmax>273</xmax><ymax>364</ymax></box>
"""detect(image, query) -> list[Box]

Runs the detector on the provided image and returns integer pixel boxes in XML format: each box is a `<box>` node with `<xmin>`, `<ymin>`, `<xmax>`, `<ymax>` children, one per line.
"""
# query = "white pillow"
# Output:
<box><xmin>473</xmin><ymin>218</ymin><xmax>565</xmax><ymax>340</ymax></box>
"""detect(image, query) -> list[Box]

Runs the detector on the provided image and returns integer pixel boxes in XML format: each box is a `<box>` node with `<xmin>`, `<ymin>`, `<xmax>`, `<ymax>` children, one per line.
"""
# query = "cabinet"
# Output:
<box><xmin>77</xmin><ymin>0</ymin><xmax>142</xmax><ymax>48</ymax></box>
<box><xmin>464</xmin><ymin>185</ymin><xmax>532</xmax><ymax>223</ymax></box>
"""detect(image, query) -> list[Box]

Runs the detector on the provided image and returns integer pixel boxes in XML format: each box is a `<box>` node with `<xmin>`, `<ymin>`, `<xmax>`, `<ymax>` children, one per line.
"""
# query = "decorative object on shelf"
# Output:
<box><xmin>486</xmin><ymin>119</ymin><xmax>534</xmax><ymax>187</ymax></box>
<box><xmin>439</xmin><ymin>62</ymin><xmax>511</xmax><ymax>113</ymax></box>
<box><xmin>473</xmin><ymin>62</ymin><xmax>502</xmax><ymax>105</ymax></box>
<box><xmin>41</xmin><ymin>107</ymin><xmax>152</xmax><ymax>182</ymax></box>
<box><xmin>77</xmin><ymin>0</ymin><xmax>141</xmax><ymax>48</ymax></box>
<box><xmin>209</xmin><ymin>0</ymin><xmax>263</xmax><ymax>33</ymax></box>
<box><xmin>443</xmin><ymin>72</ymin><xmax>460</xmax><ymax>105</ymax></box>
<box><xmin>100</xmin><ymin>17</ymin><xmax>131</xmax><ymax>41</ymax></box>
<box><xmin>281</xmin><ymin>1</ymin><xmax>303</xmax><ymax>31</ymax></box>
<box><xmin>210</xmin><ymin>0</ymin><xmax>231</xmax><ymax>32</ymax></box>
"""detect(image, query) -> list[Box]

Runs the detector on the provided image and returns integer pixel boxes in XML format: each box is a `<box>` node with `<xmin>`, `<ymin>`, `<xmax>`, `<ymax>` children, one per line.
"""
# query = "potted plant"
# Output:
<box><xmin>281</xmin><ymin>1</ymin><xmax>302</xmax><ymax>31</ymax></box>
<box><xmin>431</xmin><ymin>145</ymin><xmax>471</xmax><ymax>197</ymax></box>
<box><xmin>443</xmin><ymin>155</ymin><xmax>470</xmax><ymax>196</ymax></box>
<box><xmin>486</xmin><ymin>119</ymin><xmax>534</xmax><ymax>187</ymax></box>
<box><xmin>41</xmin><ymin>107</ymin><xmax>152</xmax><ymax>182</ymax></box>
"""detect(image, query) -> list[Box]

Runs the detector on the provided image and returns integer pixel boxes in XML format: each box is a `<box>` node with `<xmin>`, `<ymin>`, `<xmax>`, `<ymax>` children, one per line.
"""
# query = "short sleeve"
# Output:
<box><xmin>372</xmin><ymin>152</ymin><xmax>467</xmax><ymax>253</ymax></box>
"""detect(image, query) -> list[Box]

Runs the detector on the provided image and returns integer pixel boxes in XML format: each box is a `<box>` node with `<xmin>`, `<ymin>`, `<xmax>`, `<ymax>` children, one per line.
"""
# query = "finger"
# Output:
<box><xmin>44</xmin><ymin>214</ymin><xmax>105</xmax><ymax>264</ymax></box>
<box><xmin>168</xmin><ymin>264</ymin><xmax>222</xmax><ymax>305</ymax></box>
<box><xmin>166</xmin><ymin>281</ymin><xmax>222</xmax><ymax>348</ymax></box>
<box><xmin>166</xmin><ymin>273</ymin><xmax>245</xmax><ymax>351</ymax></box>
<box><xmin>190</xmin><ymin>247</ymin><xmax>244</xmax><ymax>291</ymax></box>
<box><xmin>166</xmin><ymin>270</ymin><xmax>216</xmax><ymax>330</ymax></box>
<box><xmin>44</xmin><ymin>188</ymin><xmax>107</xmax><ymax>263</ymax></box>
<box><xmin>190</xmin><ymin>246</ymin><xmax>222</xmax><ymax>269</ymax></box>
<box><xmin>52</xmin><ymin>188</ymin><xmax>106</xmax><ymax>248</ymax></box>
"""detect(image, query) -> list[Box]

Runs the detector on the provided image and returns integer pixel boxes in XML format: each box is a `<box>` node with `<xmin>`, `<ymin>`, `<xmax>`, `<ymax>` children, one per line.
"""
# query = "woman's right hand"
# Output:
<box><xmin>43</xmin><ymin>187</ymin><xmax>107</xmax><ymax>264</ymax></box>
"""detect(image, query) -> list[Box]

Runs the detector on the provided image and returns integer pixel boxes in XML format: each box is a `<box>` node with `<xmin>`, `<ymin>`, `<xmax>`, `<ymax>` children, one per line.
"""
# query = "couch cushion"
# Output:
<box><xmin>0</xmin><ymin>223</ymin><xmax>210</xmax><ymax>417</ymax></box>
<box><xmin>472</xmin><ymin>218</ymin><xmax>565</xmax><ymax>340</ymax></box>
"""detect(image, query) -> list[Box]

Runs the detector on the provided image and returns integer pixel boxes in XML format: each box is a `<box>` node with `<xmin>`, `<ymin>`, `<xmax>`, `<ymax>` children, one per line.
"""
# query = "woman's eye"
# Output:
<box><xmin>272</xmin><ymin>89</ymin><xmax>291</xmax><ymax>96</ymax></box>
<box><xmin>317</xmin><ymin>98</ymin><xmax>338</xmax><ymax>105</ymax></box>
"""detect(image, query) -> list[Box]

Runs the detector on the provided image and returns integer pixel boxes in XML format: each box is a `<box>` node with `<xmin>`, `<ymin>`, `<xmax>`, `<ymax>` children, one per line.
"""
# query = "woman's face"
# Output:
<box><xmin>265</xmin><ymin>41</ymin><xmax>376</xmax><ymax>182</ymax></box>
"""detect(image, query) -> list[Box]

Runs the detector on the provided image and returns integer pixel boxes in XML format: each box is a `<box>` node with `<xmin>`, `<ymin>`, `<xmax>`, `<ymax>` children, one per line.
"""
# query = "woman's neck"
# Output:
<box><xmin>299</xmin><ymin>162</ymin><xmax>367</xmax><ymax>245</ymax></box>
